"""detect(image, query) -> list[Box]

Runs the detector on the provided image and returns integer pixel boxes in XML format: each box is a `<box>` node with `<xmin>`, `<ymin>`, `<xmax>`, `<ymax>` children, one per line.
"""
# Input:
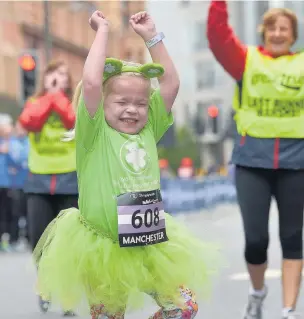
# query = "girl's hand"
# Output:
<box><xmin>89</xmin><ymin>11</ymin><xmax>109</xmax><ymax>32</ymax></box>
<box><xmin>129</xmin><ymin>11</ymin><xmax>157</xmax><ymax>41</ymax></box>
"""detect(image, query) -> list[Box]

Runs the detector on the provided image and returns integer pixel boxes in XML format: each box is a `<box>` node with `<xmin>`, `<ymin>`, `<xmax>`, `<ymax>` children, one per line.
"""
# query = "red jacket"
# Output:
<box><xmin>19</xmin><ymin>91</ymin><xmax>75</xmax><ymax>132</ymax></box>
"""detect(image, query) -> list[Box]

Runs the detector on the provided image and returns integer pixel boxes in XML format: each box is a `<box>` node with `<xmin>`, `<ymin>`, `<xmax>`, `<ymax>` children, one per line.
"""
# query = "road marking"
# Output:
<box><xmin>229</xmin><ymin>269</ymin><xmax>304</xmax><ymax>281</ymax></box>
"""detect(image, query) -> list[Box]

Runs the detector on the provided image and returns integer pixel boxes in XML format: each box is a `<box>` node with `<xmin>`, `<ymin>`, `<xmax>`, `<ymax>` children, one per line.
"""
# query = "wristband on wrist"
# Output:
<box><xmin>145</xmin><ymin>32</ymin><xmax>165</xmax><ymax>49</ymax></box>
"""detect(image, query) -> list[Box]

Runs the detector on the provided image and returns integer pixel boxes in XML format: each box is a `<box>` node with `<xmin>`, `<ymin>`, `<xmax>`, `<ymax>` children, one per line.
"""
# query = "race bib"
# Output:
<box><xmin>117</xmin><ymin>189</ymin><xmax>168</xmax><ymax>248</ymax></box>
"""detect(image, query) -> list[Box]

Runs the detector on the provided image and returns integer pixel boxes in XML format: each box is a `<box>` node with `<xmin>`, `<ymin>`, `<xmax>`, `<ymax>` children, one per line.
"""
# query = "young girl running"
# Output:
<box><xmin>34</xmin><ymin>10</ymin><xmax>215</xmax><ymax>319</ymax></box>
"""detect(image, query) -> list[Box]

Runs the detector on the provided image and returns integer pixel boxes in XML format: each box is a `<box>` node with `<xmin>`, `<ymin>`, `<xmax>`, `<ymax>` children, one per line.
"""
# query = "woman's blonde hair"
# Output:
<box><xmin>258</xmin><ymin>7</ymin><xmax>298</xmax><ymax>43</ymax></box>
<box><xmin>63</xmin><ymin>61</ymin><xmax>153</xmax><ymax>142</ymax></box>
<box><xmin>62</xmin><ymin>80</ymin><xmax>82</xmax><ymax>141</ymax></box>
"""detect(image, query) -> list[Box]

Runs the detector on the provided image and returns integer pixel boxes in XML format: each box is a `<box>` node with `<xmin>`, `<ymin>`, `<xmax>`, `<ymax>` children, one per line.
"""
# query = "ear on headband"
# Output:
<box><xmin>103</xmin><ymin>58</ymin><xmax>123</xmax><ymax>82</ymax></box>
<box><xmin>103</xmin><ymin>58</ymin><xmax>165</xmax><ymax>82</ymax></box>
<box><xmin>139</xmin><ymin>63</ymin><xmax>165</xmax><ymax>78</ymax></box>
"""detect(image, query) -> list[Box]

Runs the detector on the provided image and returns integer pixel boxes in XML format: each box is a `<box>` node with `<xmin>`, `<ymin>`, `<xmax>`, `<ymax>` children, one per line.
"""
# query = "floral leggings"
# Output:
<box><xmin>90</xmin><ymin>286</ymin><xmax>198</xmax><ymax>319</ymax></box>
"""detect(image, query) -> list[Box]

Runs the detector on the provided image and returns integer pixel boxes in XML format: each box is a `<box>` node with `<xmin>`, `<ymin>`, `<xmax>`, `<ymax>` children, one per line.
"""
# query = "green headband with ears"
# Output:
<box><xmin>103</xmin><ymin>58</ymin><xmax>165</xmax><ymax>83</ymax></box>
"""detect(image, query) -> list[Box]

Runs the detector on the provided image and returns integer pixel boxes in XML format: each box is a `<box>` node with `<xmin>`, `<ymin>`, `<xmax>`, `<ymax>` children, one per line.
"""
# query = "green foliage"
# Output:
<box><xmin>158</xmin><ymin>126</ymin><xmax>201</xmax><ymax>173</ymax></box>
<box><xmin>0</xmin><ymin>95</ymin><xmax>20</xmax><ymax>122</ymax></box>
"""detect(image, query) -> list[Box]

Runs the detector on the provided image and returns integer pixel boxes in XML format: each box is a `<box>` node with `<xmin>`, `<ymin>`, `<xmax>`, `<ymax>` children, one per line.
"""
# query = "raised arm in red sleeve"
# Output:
<box><xmin>19</xmin><ymin>95</ymin><xmax>53</xmax><ymax>132</ymax></box>
<box><xmin>207</xmin><ymin>0</ymin><xmax>247</xmax><ymax>81</ymax></box>
<box><xmin>52</xmin><ymin>91</ymin><xmax>76</xmax><ymax>130</ymax></box>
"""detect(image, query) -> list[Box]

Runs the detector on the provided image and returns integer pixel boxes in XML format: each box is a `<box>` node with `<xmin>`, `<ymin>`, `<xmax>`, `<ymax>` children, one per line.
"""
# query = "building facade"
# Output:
<box><xmin>0</xmin><ymin>0</ymin><xmax>145</xmax><ymax>120</ymax></box>
<box><xmin>159</xmin><ymin>1</ymin><xmax>240</xmax><ymax>168</ymax></box>
<box><xmin>147</xmin><ymin>0</ymin><xmax>191</xmax><ymax>128</ymax></box>
<box><xmin>146</xmin><ymin>0</ymin><xmax>239</xmax><ymax>167</ymax></box>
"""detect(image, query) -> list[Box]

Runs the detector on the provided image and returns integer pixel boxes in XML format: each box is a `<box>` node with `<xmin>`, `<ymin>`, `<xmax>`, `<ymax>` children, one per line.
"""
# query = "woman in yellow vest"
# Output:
<box><xmin>208</xmin><ymin>2</ymin><xmax>303</xmax><ymax>319</ymax></box>
<box><xmin>19</xmin><ymin>60</ymin><xmax>78</xmax><ymax>316</ymax></box>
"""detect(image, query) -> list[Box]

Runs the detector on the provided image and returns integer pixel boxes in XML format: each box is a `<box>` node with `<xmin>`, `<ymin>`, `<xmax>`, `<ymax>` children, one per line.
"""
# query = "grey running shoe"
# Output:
<box><xmin>283</xmin><ymin>310</ymin><xmax>303</xmax><ymax>319</ymax></box>
<box><xmin>243</xmin><ymin>287</ymin><xmax>267</xmax><ymax>319</ymax></box>
<box><xmin>38</xmin><ymin>296</ymin><xmax>50</xmax><ymax>313</ymax></box>
<box><xmin>63</xmin><ymin>310</ymin><xmax>76</xmax><ymax>316</ymax></box>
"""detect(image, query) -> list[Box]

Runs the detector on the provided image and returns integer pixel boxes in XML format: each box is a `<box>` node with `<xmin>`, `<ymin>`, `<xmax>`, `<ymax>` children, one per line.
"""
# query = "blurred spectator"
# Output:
<box><xmin>228</xmin><ymin>164</ymin><xmax>235</xmax><ymax>184</ymax></box>
<box><xmin>8</xmin><ymin>121</ymin><xmax>29</xmax><ymax>249</ymax></box>
<box><xmin>19</xmin><ymin>60</ymin><xmax>78</xmax><ymax>312</ymax></box>
<box><xmin>177</xmin><ymin>157</ymin><xmax>194</xmax><ymax>179</ymax></box>
<box><xmin>159</xmin><ymin>158</ymin><xmax>174</xmax><ymax>178</ymax></box>
<box><xmin>0</xmin><ymin>116</ymin><xmax>13</xmax><ymax>251</ymax></box>
<box><xmin>18</xmin><ymin>60</ymin><xmax>78</xmax><ymax>253</ymax></box>
<box><xmin>207</xmin><ymin>165</ymin><xmax>217</xmax><ymax>175</ymax></box>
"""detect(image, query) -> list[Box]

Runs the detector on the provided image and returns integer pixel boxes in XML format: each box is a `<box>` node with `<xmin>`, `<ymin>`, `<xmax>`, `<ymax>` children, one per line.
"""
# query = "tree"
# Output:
<box><xmin>158</xmin><ymin>126</ymin><xmax>201</xmax><ymax>173</ymax></box>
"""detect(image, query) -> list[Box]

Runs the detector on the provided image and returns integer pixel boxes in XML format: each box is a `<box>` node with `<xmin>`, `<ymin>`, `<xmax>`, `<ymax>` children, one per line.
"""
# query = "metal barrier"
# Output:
<box><xmin>160</xmin><ymin>176</ymin><xmax>237</xmax><ymax>214</ymax></box>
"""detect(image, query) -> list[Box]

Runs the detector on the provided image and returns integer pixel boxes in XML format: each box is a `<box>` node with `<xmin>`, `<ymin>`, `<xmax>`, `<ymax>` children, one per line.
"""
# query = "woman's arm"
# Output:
<box><xmin>207</xmin><ymin>0</ymin><xmax>247</xmax><ymax>81</ymax></box>
<box><xmin>19</xmin><ymin>94</ymin><xmax>53</xmax><ymax>132</ymax></box>
<box><xmin>52</xmin><ymin>91</ymin><xmax>76</xmax><ymax>130</ymax></box>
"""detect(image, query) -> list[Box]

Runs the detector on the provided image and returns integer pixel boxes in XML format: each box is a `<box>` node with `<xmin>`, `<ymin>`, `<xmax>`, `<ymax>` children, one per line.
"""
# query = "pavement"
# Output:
<box><xmin>0</xmin><ymin>201</ymin><xmax>303</xmax><ymax>318</ymax></box>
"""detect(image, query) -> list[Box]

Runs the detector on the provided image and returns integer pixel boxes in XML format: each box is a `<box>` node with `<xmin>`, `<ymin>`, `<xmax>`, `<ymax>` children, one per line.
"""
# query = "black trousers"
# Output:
<box><xmin>235</xmin><ymin>165</ymin><xmax>304</xmax><ymax>265</ymax></box>
<box><xmin>27</xmin><ymin>194</ymin><xmax>78</xmax><ymax>251</ymax></box>
<box><xmin>9</xmin><ymin>189</ymin><xmax>27</xmax><ymax>243</ymax></box>
<box><xmin>0</xmin><ymin>188</ymin><xmax>11</xmax><ymax>239</ymax></box>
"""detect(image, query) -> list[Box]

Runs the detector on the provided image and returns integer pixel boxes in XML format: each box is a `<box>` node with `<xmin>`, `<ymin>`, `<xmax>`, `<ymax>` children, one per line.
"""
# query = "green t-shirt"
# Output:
<box><xmin>75</xmin><ymin>89</ymin><xmax>173</xmax><ymax>238</ymax></box>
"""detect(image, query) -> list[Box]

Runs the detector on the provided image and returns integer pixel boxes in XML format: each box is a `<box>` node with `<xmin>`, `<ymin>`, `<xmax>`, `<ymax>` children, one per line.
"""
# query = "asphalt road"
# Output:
<box><xmin>0</xmin><ymin>202</ymin><xmax>303</xmax><ymax>318</ymax></box>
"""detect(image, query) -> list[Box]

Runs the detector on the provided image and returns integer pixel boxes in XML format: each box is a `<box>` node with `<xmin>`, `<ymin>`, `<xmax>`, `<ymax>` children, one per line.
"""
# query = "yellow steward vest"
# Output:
<box><xmin>233</xmin><ymin>46</ymin><xmax>304</xmax><ymax>138</ymax></box>
<box><xmin>28</xmin><ymin>111</ymin><xmax>76</xmax><ymax>174</ymax></box>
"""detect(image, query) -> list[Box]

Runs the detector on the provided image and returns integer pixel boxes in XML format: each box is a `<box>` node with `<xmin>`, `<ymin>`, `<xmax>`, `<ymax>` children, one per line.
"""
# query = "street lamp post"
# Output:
<box><xmin>43</xmin><ymin>1</ymin><xmax>97</xmax><ymax>65</ymax></box>
<box><xmin>70</xmin><ymin>1</ymin><xmax>96</xmax><ymax>14</ymax></box>
<box><xmin>43</xmin><ymin>0</ymin><xmax>52</xmax><ymax>63</ymax></box>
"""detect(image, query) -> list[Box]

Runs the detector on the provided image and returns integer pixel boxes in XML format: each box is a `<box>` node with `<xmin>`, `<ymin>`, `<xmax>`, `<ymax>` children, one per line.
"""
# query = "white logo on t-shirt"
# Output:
<box><xmin>125</xmin><ymin>141</ymin><xmax>147</xmax><ymax>172</ymax></box>
<box><xmin>120</xmin><ymin>137</ymin><xmax>150</xmax><ymax>174</ymax></box>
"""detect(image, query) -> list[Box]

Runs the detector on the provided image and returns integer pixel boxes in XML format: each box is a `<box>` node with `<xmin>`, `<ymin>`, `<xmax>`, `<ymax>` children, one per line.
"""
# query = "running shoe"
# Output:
<box><xmin>243</xmin><ymin>286</ymin><xmax>267</xmax><ymax>319</ymax></box>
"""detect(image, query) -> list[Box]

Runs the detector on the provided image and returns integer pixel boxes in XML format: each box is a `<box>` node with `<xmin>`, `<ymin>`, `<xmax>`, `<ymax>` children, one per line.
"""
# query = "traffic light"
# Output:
<box><xmin>207</xmin><ymin>105</ymin><xmax>219</xmax><ymax>134</ymax></box>
<box><xmin>18</xmin><ymin>52</ymin><xmax>37</xmax><ymax>104</ymax></box>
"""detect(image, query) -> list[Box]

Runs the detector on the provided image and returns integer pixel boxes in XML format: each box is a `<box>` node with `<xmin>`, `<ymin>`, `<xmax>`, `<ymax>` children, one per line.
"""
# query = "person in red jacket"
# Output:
<box><xmin>177</xmin><ymin>157</ymin><xmax>194</xmax><ymax>179</ymax></box>
<box><xmin>19</xmin><ymin>60</ymin><xmax>77</xmax><ymax>316</ymax></box>
<box><xmin>208</xmin><ymin>2</ymin><xmax>303</xmax><ymax>319</ymax></box>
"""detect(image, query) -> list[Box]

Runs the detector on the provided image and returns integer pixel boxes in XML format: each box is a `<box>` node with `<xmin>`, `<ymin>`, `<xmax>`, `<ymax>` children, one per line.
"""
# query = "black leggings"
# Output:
<box><xmin>27</xmin><ymin>194</ymin><xmax>78</xmax><ymax>251</ymax></box>
<box><xmin>0</xmin><ymin>188</ymin><xmax>10</xmax><ymax>238</ymax></box>
<box><xmin>235</xmin><ymin>165</ymin><xmax>304</xmax><ymax>265</ymax></box>
<box><xmin>10</xmin><ymin>189</ymin><xmax>27</xmax><ymax>243</ymax></box>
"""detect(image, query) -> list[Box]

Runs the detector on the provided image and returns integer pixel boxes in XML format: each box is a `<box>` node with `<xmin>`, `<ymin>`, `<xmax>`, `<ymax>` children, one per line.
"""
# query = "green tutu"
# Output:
<box><xmin>34</xmin><ymin>208</ymin><xmax>219</xmax><ymax>314</ymax></box>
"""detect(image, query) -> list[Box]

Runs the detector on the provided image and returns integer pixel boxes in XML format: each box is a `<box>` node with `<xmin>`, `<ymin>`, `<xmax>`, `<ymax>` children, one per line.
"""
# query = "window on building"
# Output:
<box><xmin>195</xmin><ymin>62</ymin><xmax>216</xmax><ymax>90</ymax></box>
<box><xmin>256</xmin><ymin>1</ymin><xmax>269</xmax><ymax>45</ymax></box>
<box><xmin>121</xmin><ymin>1</ymin><xmax>130</xmax><ymax>29</ymax></box>
<box><xmin>234</xmin><ymin>1</ymin><xmax>246</xmax><ymax>43</ymax></box>
<box><xmin>194</xmin><ymin>21</ymin><xmax>208</xmax><ymax>51</ymax></box>
<box><xmin>3</xmin><ymin>56</ymin><xmax>17</xmax><ymax>97</ymax></box>
<box><xmin>193</xmin><ymin>102</ymin><xmax>204</xmax><ymax>135</ymax></box>
<box><xmin>138</xmin><ymin>49</ymin><xmax>145</xmax><ymax>64</ymax></box>
<box><xmin>215</xmin><ymin>62</ymin><xmax>227</xmax><ymax>86</ymax></box>
<box><xmin>180</xmin><ymin>0</ymin><xmax>190</xmax><ymax>7</ymax></box>
<box><xmin>256</xmin><ymin>1</ymin><xmax>269</xmax><ymax>17</ymax></box>
<box><xmin>196</xmin><ymin>102</ymin><xmax>204</xmax><ymax>117</ymax></box>
<box><xmin>124</xmin><ymin>50</ymin><xmax>132</xmax><ymax>61</ymax></box>
<box><xmin>298</xmin><ymin>21</ymin><xmax>304</xmax><ymax>49</ymax></box>
<box><xmin>285</xmin><ymin>2</ymin><xmax>304</xmax><ymax>49</ymax></box>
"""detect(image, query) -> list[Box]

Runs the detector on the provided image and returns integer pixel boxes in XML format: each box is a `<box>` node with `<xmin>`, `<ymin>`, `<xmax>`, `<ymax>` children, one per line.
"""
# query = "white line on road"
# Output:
<box><xmin>229</xmin><ymin>269</ymin><xmax>304</xmax><ymax>281</ymax></box>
